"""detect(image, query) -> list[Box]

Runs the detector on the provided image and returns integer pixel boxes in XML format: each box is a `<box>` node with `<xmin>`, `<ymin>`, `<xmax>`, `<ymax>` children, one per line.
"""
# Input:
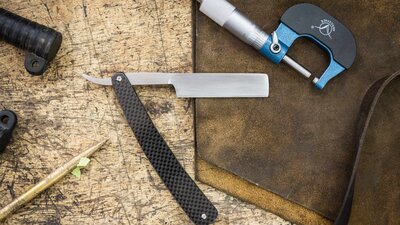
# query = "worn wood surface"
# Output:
<box><xmin>0</xmin><ymin>0</ymin><xmax>290</xmax><ymax>224</ymax></box>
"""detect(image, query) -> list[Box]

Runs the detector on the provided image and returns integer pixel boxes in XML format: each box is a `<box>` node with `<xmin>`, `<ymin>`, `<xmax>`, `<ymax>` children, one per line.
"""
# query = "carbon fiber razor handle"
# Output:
<box><xmin>0</xmin><ymin>8</ymin><xmax>62</xmax><ymax>75</ymax></box>
<box><xmin>111</xmin><ymin>72</ymin><xmax>218</xmax><ymax>225</ymax></box>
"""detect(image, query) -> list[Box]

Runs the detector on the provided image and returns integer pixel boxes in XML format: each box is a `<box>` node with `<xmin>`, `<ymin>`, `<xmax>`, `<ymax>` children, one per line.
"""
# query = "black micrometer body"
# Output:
<box><xmin>198</xmin><ymin>1</ymin><xmax>357</xmax><ymax>89</ymax></box>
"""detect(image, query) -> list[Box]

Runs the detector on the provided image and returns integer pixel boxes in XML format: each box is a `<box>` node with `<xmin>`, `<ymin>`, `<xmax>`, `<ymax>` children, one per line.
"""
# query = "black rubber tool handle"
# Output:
<box><xmin>0</xmin><ymin>8</ymin><xmax>62</xmax><ymax>75</ymax></box>
<box><xmin>0</xmin><ymin>110</ymin><xmax>17</xmax><ymax>153</ymax></box>
<box><xmin>111</xmin><ymin>72</ymin><xmax>218</xmax><ymax>225</ymax></box>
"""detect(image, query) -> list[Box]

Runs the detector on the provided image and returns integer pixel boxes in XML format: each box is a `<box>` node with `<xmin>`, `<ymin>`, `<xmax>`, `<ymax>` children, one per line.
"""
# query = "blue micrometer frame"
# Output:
<box><xmin>259</xmin><ymin>23</ymin><xmax>346</xmax><ymax>89</ymax></box>
<box><xmin>198</xmin><ymin>1</ymin><xmax>357</xmax><ymax>90</ymax></box>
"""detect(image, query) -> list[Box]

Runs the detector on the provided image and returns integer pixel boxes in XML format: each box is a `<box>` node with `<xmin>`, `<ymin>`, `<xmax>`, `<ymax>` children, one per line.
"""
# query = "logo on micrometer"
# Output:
<box><xmin>311</xmin><ymin>19</ymin><xmax>335</xmax><ymax>39</ymax></box>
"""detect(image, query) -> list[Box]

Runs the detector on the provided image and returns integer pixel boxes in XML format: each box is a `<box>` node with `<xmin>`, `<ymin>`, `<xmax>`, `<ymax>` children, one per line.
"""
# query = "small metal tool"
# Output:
<box><xmin>82</xmin><ymin>72</ymin><xmax>269</xmax><ymax>98</ymax></box>
<box><xmin>198</xmin><ymin>0</ymin><xmax>357</xmax><ymax>89</ymax></box>
<box><xmin>0</xmin><ymin>110</ymin><xmax>17</xmax><ymax>153</ymax></box>
<box><xmin>0</xmin><ymin>139</ymin><xmax>108</xmax><ymax>221</ymax></box>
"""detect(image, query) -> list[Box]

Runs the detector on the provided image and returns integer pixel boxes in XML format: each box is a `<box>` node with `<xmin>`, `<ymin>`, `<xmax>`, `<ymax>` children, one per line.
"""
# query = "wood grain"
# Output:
<box><xmin>0</xmin><ymin>1</ymin><xmax>289</xmax><ymax>224</ymax></box>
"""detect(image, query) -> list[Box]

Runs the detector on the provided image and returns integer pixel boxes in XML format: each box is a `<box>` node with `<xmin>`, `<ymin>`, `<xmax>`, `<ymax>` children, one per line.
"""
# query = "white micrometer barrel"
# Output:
<box><xmin>198</xmin><ymin>0</ymin><xmax>312</xmax><ymax>79</ymax></box>
<box><xmin>199</xmin><ymin>0</ymin><xmax>268</xmax><ymax>50</ymax></box>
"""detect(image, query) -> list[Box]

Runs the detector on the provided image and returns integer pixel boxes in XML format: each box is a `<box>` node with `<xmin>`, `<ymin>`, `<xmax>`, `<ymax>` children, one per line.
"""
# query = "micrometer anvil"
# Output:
<box><xmin>198</xmin><ymin>0</ymin><xmax>357</xmax><ymax>89</ymax></box>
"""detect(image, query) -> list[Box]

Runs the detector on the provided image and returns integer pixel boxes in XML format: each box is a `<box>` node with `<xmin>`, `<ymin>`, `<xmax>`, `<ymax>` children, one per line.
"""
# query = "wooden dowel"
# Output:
<box><xmin>0</xmin><ymin>139</ymin><xmax>108</xmax><ymax>221</ymax></box>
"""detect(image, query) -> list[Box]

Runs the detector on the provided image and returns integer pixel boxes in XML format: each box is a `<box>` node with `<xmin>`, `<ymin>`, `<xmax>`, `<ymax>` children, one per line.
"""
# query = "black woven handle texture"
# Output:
<box><xmin>111</xmin><ymin>72</ymin><xmax>218</xmax><ymax>225</ymax></box>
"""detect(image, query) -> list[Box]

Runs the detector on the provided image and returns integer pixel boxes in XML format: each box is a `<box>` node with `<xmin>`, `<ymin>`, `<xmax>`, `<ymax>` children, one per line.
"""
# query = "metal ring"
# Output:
<box><xmin>270</xmin><ymin>43</ymin><xmax>281</xmax><ymax>54</ymax></box>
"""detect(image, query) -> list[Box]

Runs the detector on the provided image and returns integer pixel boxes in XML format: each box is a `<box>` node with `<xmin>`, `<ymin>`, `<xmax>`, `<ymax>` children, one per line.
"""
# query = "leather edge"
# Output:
<box><xmin>195</xmin><ymin>156</ymin><xmax>332</xmax><ymax>225</ymax></box>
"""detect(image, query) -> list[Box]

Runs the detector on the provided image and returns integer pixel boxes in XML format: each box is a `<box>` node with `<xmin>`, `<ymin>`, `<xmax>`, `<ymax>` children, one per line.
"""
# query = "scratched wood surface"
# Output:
<box><xmin>0</xmin><ymin>0</ymin><xmax>290</xmax><ymax>224</ymax></box>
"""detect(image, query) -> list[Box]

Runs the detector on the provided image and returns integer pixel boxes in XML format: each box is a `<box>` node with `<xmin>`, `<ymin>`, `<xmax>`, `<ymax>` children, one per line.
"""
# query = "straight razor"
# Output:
<box><xmin>82</xmin><ymin>73</ymin><xmax>269</xmax><ymax>98</ymax></box>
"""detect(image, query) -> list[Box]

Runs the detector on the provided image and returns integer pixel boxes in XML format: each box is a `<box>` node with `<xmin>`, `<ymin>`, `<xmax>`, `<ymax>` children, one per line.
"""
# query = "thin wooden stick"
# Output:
<box><xmin>0</xmin><ymin>139</ymin><xmax>108</xmax><ymax>221</ymax></box>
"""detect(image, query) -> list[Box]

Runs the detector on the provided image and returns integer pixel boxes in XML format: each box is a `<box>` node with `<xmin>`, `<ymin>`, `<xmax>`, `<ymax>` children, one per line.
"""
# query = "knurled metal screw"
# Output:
<box><xmin>201</xmin><ymin>214</ymin><xmax>207</xmax><ymax>220</ymax></box>
<box><xmin>271</xmin><ymin>43</ymin><xmax>281</xmax><ymax>53</ymax></box>
<box><xmin>116</xmin><ymin>76</ymin><xmax>122</xmax><ymax>82</ymax></box>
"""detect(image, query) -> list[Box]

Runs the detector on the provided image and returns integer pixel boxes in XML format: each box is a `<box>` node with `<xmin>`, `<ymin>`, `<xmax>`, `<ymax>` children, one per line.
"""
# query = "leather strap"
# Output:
<box><xmin>111</xmin><ymin>72</ymin><xmax>218</xmax><ymax>225</ymax></box>
<box><xmin>335</xmin><ymin>71</ymin><xmax>400</xmax><ymax>225</ymax></box>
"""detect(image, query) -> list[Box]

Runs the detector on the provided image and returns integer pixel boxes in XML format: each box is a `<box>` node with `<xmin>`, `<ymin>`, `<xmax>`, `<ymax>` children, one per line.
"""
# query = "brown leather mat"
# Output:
<box><xmin>194</xmin><ymin>0</ymin><xmax>400</xmax><ymax>224</ymax></box>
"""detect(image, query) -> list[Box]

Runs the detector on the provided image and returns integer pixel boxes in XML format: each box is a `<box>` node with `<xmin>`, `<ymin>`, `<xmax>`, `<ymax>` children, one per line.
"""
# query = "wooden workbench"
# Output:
<box><xmin>0</xmin><ymin>1</ymin><xmax>289</xmax><ymax>224</ymax></box>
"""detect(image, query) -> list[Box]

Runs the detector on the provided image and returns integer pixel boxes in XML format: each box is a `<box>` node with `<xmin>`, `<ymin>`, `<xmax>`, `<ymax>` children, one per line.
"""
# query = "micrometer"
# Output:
<box><xmin>198</xmin><ymin>0</ymin><xmax>357</xmax><ymax>89</ymax></box>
